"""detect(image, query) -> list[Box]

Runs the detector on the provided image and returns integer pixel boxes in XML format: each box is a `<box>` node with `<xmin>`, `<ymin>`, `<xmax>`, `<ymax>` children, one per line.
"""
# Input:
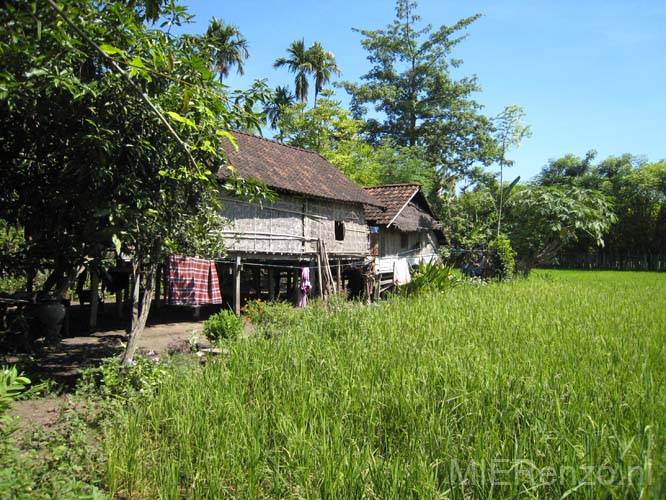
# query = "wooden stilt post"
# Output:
<box><xmin>233</xmin><ymin>255</ymin><xmax>241</xmax><ymax>315</ymax></box>
<box><xmin>155</xmin><ymin>264</ymin><xmax>162</xmax><ymax>309</ymax></box>
<box><xmin>268</xmin><ymin>268</ymin><xmax>275</xmax><ymax>300</ymax></box>
<box><xmin>316</xmin><ymin>254</ymin><xmax>323</xmax><ymax>298</ymax></box>
<box><xmin>115</xmin><ymin>290</ymin><xmax>123</xmax><ymax>319</ymax></box>
<box><xmin>336</xmin><ymin>259</ymin><xmax>342</xmax><ymax>294</ymax></box>
<box><xmin>89</xmin><ymin>268</ymin><xmax>99</xmax><ymax>331</ymax></box>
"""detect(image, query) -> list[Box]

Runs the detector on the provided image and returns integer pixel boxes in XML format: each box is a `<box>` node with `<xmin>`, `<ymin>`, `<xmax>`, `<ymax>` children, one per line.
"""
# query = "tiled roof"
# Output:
<box><xmin>363</xmin><ymin>184</ymin><xmax>422</xmax><ymax>225</ymax></box>
<box><xmin>219</xmin><ymin>131</ymin><xmax>382</xmax><ymax>207</ymax></box>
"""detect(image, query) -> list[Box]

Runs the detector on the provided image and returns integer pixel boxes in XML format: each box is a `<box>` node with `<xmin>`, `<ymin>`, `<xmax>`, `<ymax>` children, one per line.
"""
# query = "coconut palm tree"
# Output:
<box><xmin>204</xmin><ymin>18</ymin><xmax>249</xmax><ymax>81</ymax></box>
<box><xmin>273</xmin><ymin>39</ymin><xmax>313</xmax><ymax>102</ymax></box>
<box><xmin>307</xmin><ymin>42</ymin><xmax>341</xmax><ymax>106</ymax></box>
<box><xmin>264</xmin><ymin>85</ymin><xmax>295</xmax><ymax>129</ymax></box>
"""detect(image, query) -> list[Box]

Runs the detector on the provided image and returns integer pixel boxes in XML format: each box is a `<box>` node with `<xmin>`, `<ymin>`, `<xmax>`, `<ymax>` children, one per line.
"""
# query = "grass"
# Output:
<box><xmin>99</xmin><ymin>271</ymin><xmax>664</xmax><ymax>498</ymax></box>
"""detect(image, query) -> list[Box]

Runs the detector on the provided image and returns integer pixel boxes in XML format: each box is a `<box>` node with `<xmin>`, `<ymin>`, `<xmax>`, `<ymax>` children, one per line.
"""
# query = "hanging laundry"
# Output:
<box><xmin>296</xmin><ymin>267</ymin><xmax>312</xmax><ymax>308</ymax></box>
<box><xmin>393</xmin><ymin>258</ymin><xmax>412</xmax><ymax>286</ymax></box>
<box><xmin>167</xmin><ymin>255</ymin><xmax>222</xmax><ymax>305</ymax></box>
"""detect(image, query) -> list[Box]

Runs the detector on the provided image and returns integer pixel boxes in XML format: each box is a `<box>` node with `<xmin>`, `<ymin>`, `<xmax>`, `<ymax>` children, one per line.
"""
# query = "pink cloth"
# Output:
<box><xmin>167</xmin><ymin>255</ymin><xmax>222</xmax><ymax>305</ymax></box>
<box><xmin>296</xmin><ymin>267</ymin><xmax>311</xmax><ymax>308</ymax></box>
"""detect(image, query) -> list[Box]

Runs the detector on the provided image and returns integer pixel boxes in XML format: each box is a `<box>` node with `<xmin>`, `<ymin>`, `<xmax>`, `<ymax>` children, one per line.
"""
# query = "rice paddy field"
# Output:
<box><xmin>105</xmin><ymin>270</ymin><xmax>666</xmax><ymax>499</ymax></box>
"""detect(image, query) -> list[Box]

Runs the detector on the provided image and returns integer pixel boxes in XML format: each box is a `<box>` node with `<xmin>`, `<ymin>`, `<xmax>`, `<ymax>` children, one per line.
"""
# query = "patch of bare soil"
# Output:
<box><xmin>9</xmin><ymin>397</ymin><xmax>65</xmax><ymax>429</ymax></box>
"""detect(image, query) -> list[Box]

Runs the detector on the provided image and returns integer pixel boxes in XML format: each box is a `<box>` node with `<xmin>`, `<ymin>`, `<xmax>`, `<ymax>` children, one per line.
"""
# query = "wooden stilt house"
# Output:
<box><xmin>363</xmin><ymin>184</ymin><xmax>444</xmax><ymax>292</ymax></box>
<box><xmin>217</xmin><ymin>131</ymin><xmax>383</xmax><ymax>313</ymax></box>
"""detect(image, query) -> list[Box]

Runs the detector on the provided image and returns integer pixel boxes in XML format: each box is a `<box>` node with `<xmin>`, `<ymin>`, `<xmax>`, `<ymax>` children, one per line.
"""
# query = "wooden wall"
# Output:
<box><xmin>219</xmin><ymin>194</ymin><xmax>369</xmax><ymax>257</ymax></box>
<box><xmin>379</xmin><ymin>228</ymin><xmax>439</xmax><ymax>259</ymax></box>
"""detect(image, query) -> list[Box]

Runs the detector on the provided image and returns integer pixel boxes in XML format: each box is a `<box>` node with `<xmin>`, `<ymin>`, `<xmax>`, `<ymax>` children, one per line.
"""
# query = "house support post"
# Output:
<box><xmin>268</xmin><ymin>268</ymin><xmax>275</xmax><ymax>300</ymax></box>
<box><xmin>336</xmin><ymin>259</ymin><xmax>342</xmax><ymax>293</ymax></box>
<box><xmin>316</xmin><ymin>253</ymin><xmax>323</xmax><ymax>299</ymax></box>
<box><xmin>155</xmin><ymin>264</ymin><xmax>162</xmax><ymax>309</ymax></box>
<box><xmin>89</xmin><ymin>267</ymin><xmax>99</xmax><ymax>331</ymax></box>
<box><xmin>233</xmin><ymin>256</ymin><xmax>241</xmax><ymax>316</ymax></box>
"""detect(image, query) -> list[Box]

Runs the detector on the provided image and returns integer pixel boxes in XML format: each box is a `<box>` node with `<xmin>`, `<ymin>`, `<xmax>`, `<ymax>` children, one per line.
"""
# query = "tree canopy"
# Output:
<box><xmin>343</xmin><ymin>0</ymin><xmax>496</xmax><ymax>185</ymax></box>
<box><xmin>0</xmin><ymin>0</ymin><xmax>270</xmax><ymax>359</ymax></box>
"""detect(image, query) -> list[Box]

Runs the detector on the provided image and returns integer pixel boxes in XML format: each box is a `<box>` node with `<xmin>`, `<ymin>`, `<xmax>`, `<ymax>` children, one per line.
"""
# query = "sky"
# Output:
<box><xmin>177</xmin><ymin>0</ymin><xmax>666</xmax><ymax>182</ymax></box>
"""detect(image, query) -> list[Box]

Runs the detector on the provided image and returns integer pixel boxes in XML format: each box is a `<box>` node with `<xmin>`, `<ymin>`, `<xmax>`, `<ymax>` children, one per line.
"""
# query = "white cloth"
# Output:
<box><xmin>393</xmin><ymin>258</ymin><xmax>411</xmax><ymax>286</ymax></box>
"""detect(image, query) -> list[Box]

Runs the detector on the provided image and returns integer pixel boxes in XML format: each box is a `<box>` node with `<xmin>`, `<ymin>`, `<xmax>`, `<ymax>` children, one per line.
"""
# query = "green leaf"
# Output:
<box><xmin>112</xmin><ymin>234</ymin><xmax>122</xmax><ymax>255</ymax></box>
<box><xmin>99</xmin><ymin>44</ymin><xmax>124</xmax><ymax>56</ymax></box>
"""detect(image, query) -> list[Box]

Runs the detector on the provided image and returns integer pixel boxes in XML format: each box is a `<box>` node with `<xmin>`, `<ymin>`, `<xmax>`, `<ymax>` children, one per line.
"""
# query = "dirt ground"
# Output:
<box><xmin>6</xmin><ymin>304</ymin><xmax>215</xmax><ymax>426</ymax></box>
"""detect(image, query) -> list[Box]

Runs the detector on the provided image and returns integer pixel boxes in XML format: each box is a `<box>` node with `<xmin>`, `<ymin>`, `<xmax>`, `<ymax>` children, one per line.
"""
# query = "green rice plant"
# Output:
<box><xmin>103</xmin><ymin>271</ymin><xmax>666</xmax><ymax>499</ymax></box>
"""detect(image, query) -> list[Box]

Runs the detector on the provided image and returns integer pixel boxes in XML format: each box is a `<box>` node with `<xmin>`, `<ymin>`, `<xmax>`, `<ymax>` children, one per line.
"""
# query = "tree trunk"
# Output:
<box><xmin>121</xmin><ymin>242</ymin><xmax>160</xmax><ymax>365</ymax></box>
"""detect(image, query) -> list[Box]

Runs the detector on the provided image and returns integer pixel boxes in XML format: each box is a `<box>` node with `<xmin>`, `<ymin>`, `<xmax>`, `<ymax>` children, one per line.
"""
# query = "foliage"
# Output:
<box><xmin>241</xmin><ymin>298</ymin><xmax>266</xmax><ymax>323</ymax></box>
<box><xmin>1</xmin><ymin>400</ymin><xmax>107</xmax><ymax>499</ymax></box>
<box><xmin>77</xmin><ymin>354</ymin><xmax>172</xmax><ymax>402</ymax></box>
<box><xmin>275</xmin><ymin>90</ymin><xmax>436</xmax><ymax>189</ymax></box>
<box><xmin>273</xmin><ymin>39</ymin><xmax>340</xmax><ymax>104</ymax></box>
<box><xmin>488</xmin><ymin>233</ymin><xmax>515</xmax><ymax>280</ymax></box>
<box><xmin>0</xmin><ymin>219</ymin><xmax>26</xmax><ymax>293</ymax></box>
<box><xmin>104</xmin><ymin>271</ymin><xmax>665</xmax><ymax>498</ymax></box>
<box><xmin>203</xmin><ymin>309</ymin><xmax>244</xmax><ymax>342</ymax></box>
<box><xmin>246</xmin><ymin>300</ymin><xmax>303</xmax><ymax>338</ymax></box>
<box><xmin>506</xmin><ymin>186</ymin><xmax>616</xmax><ymax>273</ymax></box>
<box><xmin>401</xmin><ymin>262</ymin><xmax>458</xmax><ymax>294</ymax></box>
<box><xmin>203</xmin><ymin>17</ymin><xmax>249</xmax><ymax>80</ymax></box>
<box><xmin>0</xmin><ymin>366</ymin><xmax>31</xmax><ymax>417</ymax></box>
<box><xmin>491</xmin><ymin>105</ymin><xmax>531</xmax><ymax>235</ymax></box>
<box><xmin>343</xmin><ymin>0</ymin><xmax>496</xmax><ymax>185</ymax></box>
<box><xmin>0</xmin><ymin>0</ymin><xmax>272</xmax><ymax>360</ymax></box>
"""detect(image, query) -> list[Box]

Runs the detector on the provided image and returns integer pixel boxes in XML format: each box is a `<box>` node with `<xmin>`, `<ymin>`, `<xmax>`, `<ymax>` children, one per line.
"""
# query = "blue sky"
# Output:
<box><xmin>179</xmin><ymin>0</ymin><xmax>666</xmax><ymax>181</ymax></box>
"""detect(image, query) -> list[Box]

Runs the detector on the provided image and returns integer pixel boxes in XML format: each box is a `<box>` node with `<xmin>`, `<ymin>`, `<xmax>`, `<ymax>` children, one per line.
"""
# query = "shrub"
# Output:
<box><xmin>254</xmin><ymin>301</ymin><xmax>302</xmax><ymax>337</ymax></box>
<box><xmin>402</xmin><ymin>262</ymin><xmax>458</xmax><ymax>295</ymax></box>
<box><xmin>77</xmin><ymin>354</ymin><xmax>171</xmax><ymax>401</ymax></box>
<box><xmin>1</xmin><ymin>366</ymin><xmax>32</xmax><ymax>416</ymax></box>
<box><xmin>489</xmin><ymin>233</ymin><xmax>515</xmax><ymax>280</ymax></box>
<box><xmin>203</xmin><ymin>309</ymin><xmax>243</xmax><ymax>343</ymax></box>
<box><xmin>241</xmin><ymin>298</ymin><xmax>266</xmax><ymax>324</ymax></box>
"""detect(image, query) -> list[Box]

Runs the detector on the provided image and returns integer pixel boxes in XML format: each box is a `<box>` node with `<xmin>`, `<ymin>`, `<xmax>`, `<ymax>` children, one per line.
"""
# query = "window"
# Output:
<box><xmin>335</xmin><ymin>221</ymin><xmax>345</xmax><ymax>241</ymax></box>
<box><xmin>400</xmin><ymin>232</ymin><xmax>409</xmax><ymax>249</ymax></box>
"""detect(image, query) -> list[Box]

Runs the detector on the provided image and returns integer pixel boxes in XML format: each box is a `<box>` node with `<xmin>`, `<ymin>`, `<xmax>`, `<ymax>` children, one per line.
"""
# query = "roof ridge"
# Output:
<box><xmin>232</xmin><ymin>129</ymin><xmax>321</xmax><ymax>156</ymax></box>
<box><xmin>363</xmin><ymin>183</ymin><xmax>422</xmax><ymax>189</ymax></box>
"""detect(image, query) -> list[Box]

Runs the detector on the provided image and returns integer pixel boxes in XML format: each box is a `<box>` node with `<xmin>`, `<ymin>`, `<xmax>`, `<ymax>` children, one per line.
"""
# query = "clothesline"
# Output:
<box><xmin>210</xmin><ymin>258</ymin><xmax>369</xmax><ymax>271</ymax></box>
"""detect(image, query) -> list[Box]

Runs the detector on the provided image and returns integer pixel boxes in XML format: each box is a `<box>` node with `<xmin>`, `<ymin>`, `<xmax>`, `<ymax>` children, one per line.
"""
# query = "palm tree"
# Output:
<box><xmin>204</xmin><ymin>18</ymin><xmax>249</xmax><ymax>81</ymax></box>
<box><xmin>273</xmin><ymin>39</ymin><xmax>313</xmax><ymax>102</ymax></box>
<box><xmin>264</xmin><ymin>85</ymin><xmax>295</xmax><ymax>129</ymax></box>
<box><xmin>307</xmin><ymin>42</ymin><xmax>341</xmax><ymax>105</ymax></box>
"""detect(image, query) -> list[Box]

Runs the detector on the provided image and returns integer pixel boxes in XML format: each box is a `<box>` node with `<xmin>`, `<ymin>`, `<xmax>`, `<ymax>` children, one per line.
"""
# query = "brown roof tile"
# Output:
<box><xmin>363</xmin><ymin>184</ymin><xmax>422</xmax><ymax>225</ymax></box>
<box><xmin>219</xmin><ymin>131</ymin><xmax>381</xmax><ymax>207</ymax></box>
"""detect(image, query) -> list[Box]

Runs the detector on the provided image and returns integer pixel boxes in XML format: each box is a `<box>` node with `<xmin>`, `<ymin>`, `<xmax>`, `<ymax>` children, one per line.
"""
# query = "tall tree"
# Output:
<box><xmin>343</xmin><ymin>0</ymin><xmax>496</xmax><ymax>185</ymax></box>
<box><xmin>1</xmin><ymin>0</ymin><xmax>270</xmax><ymax>361</ymax></box>
<box><xmin>264</xmin><ymin>85</ymin><xmax>295</xmax><ymax>129</ymax></box>
<box><xmin>273</xmin><ymin>39</ymin><xmax>340</xmax><ymax>105</ymax></box>
<box><xmin>505</xmin><ymin>186</ymin><xmax>616</xmax><ymax>274</ymax></box>
<box><xmin>307</xmin><ymin>42</ymin><xmax>341</xmax><ymax>105</ymax></box>
<box><xmin>204</xmin><ymin>18</ymin><xmax>249</xmax><ymax>81</ymax></box>
<box><xmin>492</xmin><ymin>105</ymin><xmax>531</xmax><ymax>236</ymax></box>
<box><xmin>273</xmin><ymin>39</ymin><xmax>313</xmax><ymax>102</ymax></box>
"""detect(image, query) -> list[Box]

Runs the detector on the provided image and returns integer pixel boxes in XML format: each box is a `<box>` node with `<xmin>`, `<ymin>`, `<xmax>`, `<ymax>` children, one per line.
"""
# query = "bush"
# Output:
<box><xmin>77</xmin><ymin>354</ymin><xmax>171</xmax><ymax>401</ymax></box>
<box><xmin>254</xmin><ymin>301</ymin><xmax>302</xmax><ymax>337</ymax></box>
<box><xmin>241</xmin><ymin>298</ymin><xmax>266</xmax><ymax>324</ymax></box>
<box><xmin>203</xmin><ymin>309</ymin><xmax>244</xmax><ymax>343</ymax></box>
<box><xmin>0</xmin><ymin>366</ymin><xmax>31</xmax><ymax>416</ymax></box>
<box><xmin>489</xmin><ymin>233</ymin><xmax>515</xmax><ymax>280</ymax></box>
<box><xmin>401</xmin><ymin>262</ymin><xmax>458</xmax><ymax>295</ymax></box>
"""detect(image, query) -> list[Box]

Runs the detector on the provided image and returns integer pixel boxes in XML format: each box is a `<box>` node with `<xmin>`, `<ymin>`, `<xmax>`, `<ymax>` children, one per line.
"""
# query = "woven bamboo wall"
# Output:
<box><xmin>379</xmin><ymin>228</ymin><xmax>439</xmax><ymax>258</ymax></box>
<box><xmin>219</xmin><ymin>194</ymin><xmax>370</xmax><ymax>257</ymax></box>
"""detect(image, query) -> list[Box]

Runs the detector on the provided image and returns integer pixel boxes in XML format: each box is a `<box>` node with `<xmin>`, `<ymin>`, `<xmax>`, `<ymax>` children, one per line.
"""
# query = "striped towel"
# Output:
<box><xmin>167</xmin><ymin>255</ymin><xmax>222</xmax><ymax>305</ymax></box>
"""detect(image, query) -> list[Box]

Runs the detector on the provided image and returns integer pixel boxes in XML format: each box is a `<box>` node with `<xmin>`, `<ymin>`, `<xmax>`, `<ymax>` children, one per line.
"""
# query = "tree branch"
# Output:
<box><xmin>45</xmin><ymin>0</ymin><xmax>198</xmax><ymax>172</ymax></box>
